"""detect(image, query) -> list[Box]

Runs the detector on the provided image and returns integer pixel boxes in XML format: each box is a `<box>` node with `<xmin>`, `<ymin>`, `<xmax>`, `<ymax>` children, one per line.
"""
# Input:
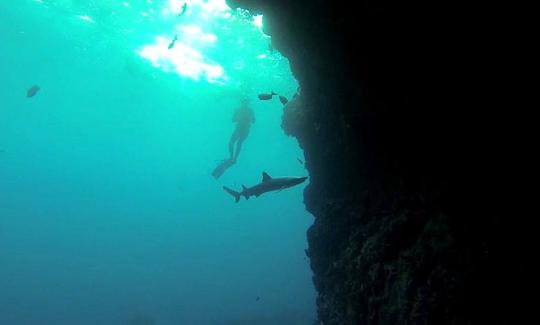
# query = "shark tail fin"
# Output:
<box><xmin>223</xmin><ymin>186</ymin><xmax>241</xmax><ymax>203</ymax></box>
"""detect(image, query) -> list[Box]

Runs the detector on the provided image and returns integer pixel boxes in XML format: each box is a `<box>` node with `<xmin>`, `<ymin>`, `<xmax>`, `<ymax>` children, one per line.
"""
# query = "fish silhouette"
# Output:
<box><xmin>257</xmin><ymin>91</ymin><xmax>276</xmax><ymax>100</ymax></box>
<box><xmin>26</xmin><ymin>85</ymin><xmax>40</xmax><ymax>98</ymax></box>
<box><xmin>178</xmin><ymin>3</ymin><xmax>188</xmax><ymax>16</ymax></box>
<box><xmin>168</xmin><ymin>35</ymin><xmax>178</xmax><ymax>49</ymax></box>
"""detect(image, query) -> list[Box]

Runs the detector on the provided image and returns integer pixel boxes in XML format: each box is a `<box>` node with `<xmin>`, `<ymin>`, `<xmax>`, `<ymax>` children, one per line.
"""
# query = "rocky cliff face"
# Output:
<box><xmin>229</xmin><ymin>1</ymin><xmax>521</xmax><ymax>324</ymax></box>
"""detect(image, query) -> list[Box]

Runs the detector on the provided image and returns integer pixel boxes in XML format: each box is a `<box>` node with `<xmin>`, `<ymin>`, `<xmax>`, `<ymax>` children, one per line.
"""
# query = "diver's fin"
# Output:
<box><xmin>262</xmin><ymin>172</ymin><xmax>272</xmax><ymax>182</ymax></box>
<box><xmin>223</xmin><ymin>186</ymin><xmax>241</xmax><ymax>203</ymax></box>
<box><xmin>212</xmin><ymin>159</ymin><xmax>233</xmax><ymax>179</ymax></box>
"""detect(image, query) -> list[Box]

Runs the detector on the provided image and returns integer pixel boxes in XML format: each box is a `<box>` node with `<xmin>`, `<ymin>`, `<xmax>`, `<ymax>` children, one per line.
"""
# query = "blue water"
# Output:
<box><xmin>1</xmin><ymin>1</ymin><xmax>315</xmax><ymax>324</ymax></box>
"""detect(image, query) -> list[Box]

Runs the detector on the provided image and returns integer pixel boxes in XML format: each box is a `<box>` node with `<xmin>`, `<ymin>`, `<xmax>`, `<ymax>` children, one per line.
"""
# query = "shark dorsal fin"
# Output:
<box><xmin>262</xmin><ymin>172</ymin><xmax>272</xmax><ymax>182</ymax></box>
<box><xmin>242</xmin><ymin>185</ymin><xmax>247</xmax><ymax>191</ymax></box>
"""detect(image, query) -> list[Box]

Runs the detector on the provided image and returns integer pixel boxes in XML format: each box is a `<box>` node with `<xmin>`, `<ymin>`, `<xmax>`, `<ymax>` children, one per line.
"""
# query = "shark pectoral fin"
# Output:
<box><xmin>276</xmin><ymin>185</ymin><xmax>289</xmax><ymax>193</ymax></box>
<box><xmin>262</xmin><ymin>172</ymin><xmax>272</xmax><ymax>182</ymax></box>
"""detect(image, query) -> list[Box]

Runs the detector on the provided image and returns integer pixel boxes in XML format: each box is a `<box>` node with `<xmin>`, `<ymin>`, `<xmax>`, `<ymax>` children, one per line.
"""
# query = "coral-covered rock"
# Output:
<box><xmin>229</xmin><ymin>1</ymin><xmax>522</xmax><ymax>324</ymax></box>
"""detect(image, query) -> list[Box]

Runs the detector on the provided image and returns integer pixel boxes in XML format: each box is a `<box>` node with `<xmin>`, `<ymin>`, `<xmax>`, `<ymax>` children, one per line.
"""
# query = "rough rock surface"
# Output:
<box><xmin>228</xmin><ymin>1</ymin><xmax>521</xmax><ymax>324</ymax></box>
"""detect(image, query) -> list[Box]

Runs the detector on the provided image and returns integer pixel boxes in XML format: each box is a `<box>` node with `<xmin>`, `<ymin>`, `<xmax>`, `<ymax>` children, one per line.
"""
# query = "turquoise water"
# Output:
<box><xmin>0</xmin><ymin>1</ymin><xmax>315</xmax><ymax>324</ymax></box>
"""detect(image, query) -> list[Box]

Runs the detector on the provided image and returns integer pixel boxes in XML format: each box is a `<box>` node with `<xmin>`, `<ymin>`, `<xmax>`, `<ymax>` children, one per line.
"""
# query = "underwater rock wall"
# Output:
<box><xmin>229</xmin><ymin>1</ymin><xmax>521</xmax><ymax>324</ymax></box>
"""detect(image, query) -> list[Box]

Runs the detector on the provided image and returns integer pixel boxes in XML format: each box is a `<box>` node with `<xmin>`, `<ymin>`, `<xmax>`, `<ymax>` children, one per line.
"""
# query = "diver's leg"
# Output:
<box><xmin>233</xmin><ymin>139</ymin><xmax>244</xmax><ymax>162</ymax></box>
<box><xmin>228</xmin><ymin>132</ymin><xmax>238</xmax><ymax>160</ymax></box>
<box><xmin>231</xmin><ymin>126</ymin><xmax>249</xmax><ymax>162</ymax></box>
<box><xmin>233</xmin><ymin>130</ymin><xmax>249</xmax><ymax>162</ymax></box>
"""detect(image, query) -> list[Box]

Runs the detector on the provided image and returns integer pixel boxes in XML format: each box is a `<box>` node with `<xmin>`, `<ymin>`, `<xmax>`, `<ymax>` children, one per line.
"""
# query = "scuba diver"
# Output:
<box><xmin>229</xmin><ymin>98</ymin><xmax>255</xmax><ymax>162</ymax></box>
<box><xmin>212</xmin><ymin>98</ymin><xmax>255</xmax><ymax>179</ymax></box>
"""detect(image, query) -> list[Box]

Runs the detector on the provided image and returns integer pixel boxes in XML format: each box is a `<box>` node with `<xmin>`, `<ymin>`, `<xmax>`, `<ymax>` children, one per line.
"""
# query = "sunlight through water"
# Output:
<box><xmin>26</xmin><ymin>0</ymin><xmax>288</xmax><ymax>88</ymax></box>
<box><xmin>1</xmin><ymin>1</ymin><xmax>314</xmax><ymax>324</ymax></box>
<box><xmin>139</xmin><ymin>0</ymin><xmax>259</xmax><ymax>82</ymax></box>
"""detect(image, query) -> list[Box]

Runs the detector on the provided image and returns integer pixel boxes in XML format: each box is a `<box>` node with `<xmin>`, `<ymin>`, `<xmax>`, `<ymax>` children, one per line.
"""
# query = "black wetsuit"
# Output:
<box><xmin>229</xmin><ymin>105</ymin><xmax>255</xmax><ymax>162</ymax></box>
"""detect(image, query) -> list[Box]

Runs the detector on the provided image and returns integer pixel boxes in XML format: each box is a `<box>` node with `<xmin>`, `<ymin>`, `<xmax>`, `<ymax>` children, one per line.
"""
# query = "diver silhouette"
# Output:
<box><xmin>229</xmin><ymin>99</ymin><xmax>255</xmax><ymax>162</ymax></box>
<box><xmin>212</xmin><ymin>98</ymin><xmax>255</xmax><ymax>179</ymax></box>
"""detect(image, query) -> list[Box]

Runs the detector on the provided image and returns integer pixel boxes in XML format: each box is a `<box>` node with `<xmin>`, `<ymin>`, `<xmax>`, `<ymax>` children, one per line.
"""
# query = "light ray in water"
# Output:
<box><xmin>137</xmin><ymin>36</ymin><xmax>225</xmax><ymax>82</ymax></box>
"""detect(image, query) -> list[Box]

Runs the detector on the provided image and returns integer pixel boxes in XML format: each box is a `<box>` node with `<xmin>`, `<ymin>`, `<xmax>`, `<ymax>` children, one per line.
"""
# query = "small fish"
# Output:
<box><xmin>178</xmin><ymin>3</ymin><xmax>188</xmax><ymax>16</ymax></box>
<box><xmin>257</xmin><ymin>91</ymin><xmax>276</xmax><ymax>100</ymax></box>
<box><xmin>279</xmin><ymin>95</ymin><xmax>288</xmax><ymax>105</ymax></box>
<box><xmin>297</xmin><ymin>158</ymin><xmax>304</xmax><ymax>165</ymax></box>
<box><xmin>26</xmin><ymin>85</ymin><xmax>40</xmax><ymax>98</ymax></box>
<box><xmin>168</xmin><ymin>35</ymin><xmax>178</xmax><ymax>49</ymax></box>
<box><xmin>255</xmin><ymin>296</ymin><xmax>260</xmax><ymax>301</ymax></box>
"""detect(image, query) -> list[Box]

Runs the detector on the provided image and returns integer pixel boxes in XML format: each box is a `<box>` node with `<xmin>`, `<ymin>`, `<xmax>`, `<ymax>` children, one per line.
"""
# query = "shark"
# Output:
<box><xmin>223</xmin><ymin>172</ymin><xmax>308</xmax><ymax>202</ymax></box>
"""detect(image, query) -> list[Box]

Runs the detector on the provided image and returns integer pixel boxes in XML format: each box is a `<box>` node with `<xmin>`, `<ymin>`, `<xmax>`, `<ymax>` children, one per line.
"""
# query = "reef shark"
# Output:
<box><xmin>223</xmin><ymin>172</ymin><xmax>308</xmax><ymax>202</ymax></box>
